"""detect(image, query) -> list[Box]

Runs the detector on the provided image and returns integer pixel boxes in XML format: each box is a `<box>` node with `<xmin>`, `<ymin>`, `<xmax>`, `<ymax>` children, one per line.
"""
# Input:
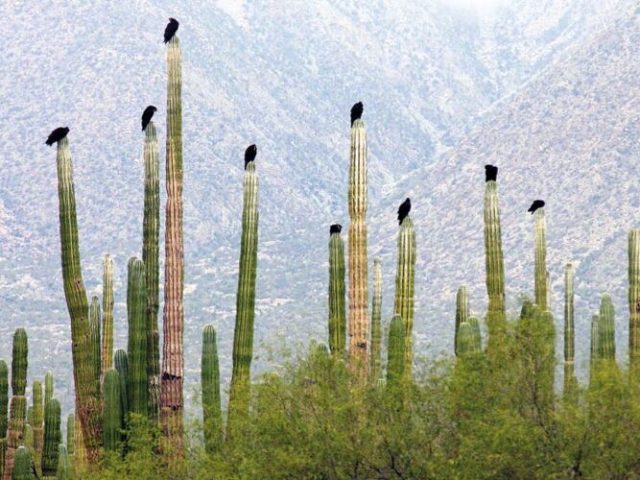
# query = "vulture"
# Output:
<box><xmin>397</xmin><ymin>198</ymin><xmax>411</xmax><ymax>225</ymax></box>
<box><xmin>164</xmin><ymin>18</ymin><xmax>179</xmax><ymax>43</ymax></box>
<box><xmin>350</xmin><ymin>102</ymin><xmax>363</xmax><ymax>126</ymax></box>
<box><xmin>485</xmin><ymin>164</ymin><xmax>498</xmax><ymax>182</ymax></box>
<box><xmin>244</xmin><ymin>144</ymin><xmax>257</xmax><ymax>169</ymax></box>
<box><xmin>45</xmin><ymin>127</ymin><xmax>69</xmax><ymax>146</ymax></box>
<box><xmin>330</xmin><ymin>224</ymin><xmax>342</xmax><ymax>235</ymax></box>
<box><xmin>141</xmin><ymin>105</ymin><xmax>157</xmax><ymax>131</ymax></box>
<box><xmin>528</xmin><ymin>199</ymin><xmax>545</xmax><ymax>214</ymax></box>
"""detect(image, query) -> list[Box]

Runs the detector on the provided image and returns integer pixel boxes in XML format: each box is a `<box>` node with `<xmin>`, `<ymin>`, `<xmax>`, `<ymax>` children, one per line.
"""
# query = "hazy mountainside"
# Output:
<box><xmin>373</xmin><ymin>4</ymin><xmax>640</xmax><ymax>378</ymax></box>
<box><xmin>0</xmin><ymin>0</ymin><xmax>629</xmax><ymax>409</ymax></box>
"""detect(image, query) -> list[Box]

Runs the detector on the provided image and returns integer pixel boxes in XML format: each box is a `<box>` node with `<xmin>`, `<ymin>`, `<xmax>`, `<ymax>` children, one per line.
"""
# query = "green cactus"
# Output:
<box><xmin>43</xmin><ymin>373</ymin><xmax>53</xmax><ymax>407</ymax></box>
<box><xmin>563</xmin><ymin>263</ymin><xmax>576</xmax><ymax>396</ymax></box>
<box><xmin>370</xmin><ymin>257</ymin><xmax>383</xmax><ymax>382</ymax></box>
<box><xmin>328</xmin><ymin>225</ymin><xmax>346</xmax><ymax>356</ymax></box>
<box><xmin>53</xmin><ymin>136</ymin><xmax>102</xmax><ymax>460</ymax></box>
<box><xmin>30</xmin><ymin>381</ymin><xmax>43</xmax><ymax>468</ymax></box>
<box><xmin>23</xmin><ymin>425</ymin><xmax>33</xmax><ymax>451</ymax></box>
<box><xmin>41</xmin><ymin>399</ymin><xmax>60</xmax><ymax>477</ymax></box>
<box><xmin>114</xmin><ymin>349</ymin><xmax>129</xmax><ymax>427</ymax></box>
<box><xmin>347</xmin><ymin>103</ymin><xmax>369</xmax><ymax>375</ymax></box>
<box><xmin>590</xmin><ymin>314</ymin><xmax>600</xmax><ymax>380</ymax></box>
<box><xmin>127</xmin><ymin>258</ymin><xmax>148</xmax><ymax>417</ymax></box>
<box><xmin>65</xmin><ymin>414</ymin><xmax>74</xmax><ymax>456</ymax></box>
<box><xmin>102</xmin><ymin>254</ymin><xmax>114</xmax><ymax>376</ymax></box>
<box><xmin>629</xmin><ymin>230</ymin><xmax>640</xmax><ymax>380</ymax></box>
<box><xmin>0</xmin><ymin>360</ymin><xmax>9</xmax><ymax>438</ymax></box>
<box><xmin>11</xmin><ymin>447</ymin><xmax>34</xmax><ymax>480</ymax></box>
<box><xmin>161</xmin><ymin>33</ymin><xmax>185</xmax><ymax>450</ymax></box>
<box><xmin>228</xmin><ymin>147</ymin><xmax>259</xmax><ymax>428</ymax></box>
<box><xmin>386</xmin><ymin>315</ymin><xmax>405</xmax><ymax>388</ymax></box>
<box><xmin>483</xmin><ymin>165</ymin><xmax>507</xmax><ymax>350</ymax></box>
<box><xmin>454</xmin><ymin>286</ymin><xmax>470</xmax><ymax>356</ymax></box>
<box><xmin>5</xmin><ymin>395</ymin><xmax>26</xmax><ymax>480</ymax></box>
<box><xmin>456</xmin><ymin>322</ymin><xmax>481</xmax><ymax>357</ymax></box>
<box><xmin>201</xmin><ymin>325</ymin><xmax>222</xmax><ymax>455</ymax></box>
<box><xmin>0</xmin><ymin>439</ymin><xmax>5</xmax><ymax>479</ymax></box>
<box><xmin>102</xmin><ymin>369</ymin><xmax>122</xmax><ymax>452</ymax></box>
<box><xmin>89</xmin><ymin>296</ymin><xmax>101</xmax><ymax>394</ymax></box>
<box><xmin>11</xmin><ymin>329</ymin><xmax>27</xmax><ymax>397</ymax></box>
<box><xmin>468</xmin><ymin>316</ymin><xmax>482</xmax><ymax>352</ymax></box>
<box><xmin>394</xmin><ymin>211</ymin><xmax>416</xmax><ymax>377</ymax></box>
<box><xmin>533</xmin><ymin>208</ymin><xmax>548</xmax><ymax>311</ymax></box>
<box><xmin>56</xmin><ymin>444</ymin><xmax>70</xmax><ymax>480</ymax></box>
<box><xmin>143</xmin><ymin>120</ymin><xmax>161</xmax><ymax>423</ymax></box>
<box><xmin>598</xmin><ymin>294</ymin><xmax>616</xmax><ymax>362</ymax></box>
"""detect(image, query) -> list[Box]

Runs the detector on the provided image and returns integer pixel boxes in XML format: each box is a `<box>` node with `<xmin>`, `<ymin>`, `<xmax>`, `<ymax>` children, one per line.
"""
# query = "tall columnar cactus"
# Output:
<box><xmin>629</xmin><ymin>230</ymin><xmax>640</xmax><ymax>380</ymax></box>
<box><xmin>468</xmin><ymin>316</ymin><xmax>482</xmax><ymax>352</ymax></box>
<box><xmin>43</xmin><ymin>373</ymin><xmax>53</xmax><ymax>407</ymax></box>
<box><xmin>56</xmin><ymin>445</ymin><xmax>71</xmax><ymax>480</ymax></box>
<box><xmin>0</xmin><ymin>360</ymin><xmax>7</xmax><ymax>478</ymax></box>
<box><xmin>456</xmin><ymin>322</ymin><xmax>480</xmax><ymax>357</ymax></box>
<box><xmin>201</xmin><ymin>325</ymin><xmax>222</xmax><ymax>455</ymax></box>
<box><xmin>127</xmin><ymin>258</ymin><xmax>148</xmax><ymax>417</ymax></box>
<box><xmin>114</xmin><ymin>349</ymin><xmax>129</xmax><ymax>427</ymax></box>
<box><xmin>228</xmin><ymin>146</ymin><xmax>259</xmax><ymax>428</ymax></box>
<box><xmin>102</xmin><ymin>369</ymin><xmax>122</xmax><ymax>452</ymax></box>
<box><xmin>386</xmin><ymin>315</ymin><xmax>405</xmax><ymax>388</ymax></box>
<box><xmin>590</xmin><ymin>314</ymin><xmax>600</xmax><ymax>380</ymax></box>
<box><xmin>31</xmin><ymin>381</ymin><xmax>43</xmax><ymax>468</ymax></box>
<box><xmin>533</xmin><ymin>207</ymin><xmax>549</xmax><ymax>311</ymax></box>
<box><xmin>143</xmin><ymin>121</ymin><xmax>161</xmax><ymax>422</ymax></box>
<box><xmin>65</xmin><ymin>414</ymin><xmax>74</xmax><ymax>456</ymax></box>
<box><xmin>4</xmin><ymin>329</ymin><xmax>28</xmax><ymax>480</ymax></box>
<box><xmin>53</xmin><ymin>136</ymin><xmax>101</xmax><ymax>460</ymax></box>
<box><xmin>89</xmin><ymin>296</ymin><xmax>101</xmax><ymax>393</ymax></box>
<box><xmin>454</xmin><ymin>286</ymin><xmax>470</xmax><ymax>356</ymax></box>
<box><xmin>347</xmin><ymin>102</ymin><xmax>369</xmax><ymax>376</ymax></box>
<box><xmin>41</xmin><ymin>399</ymin><xmax>60</xmax><ymax>477</ymax></box>
<box><xmin>102</xmin><ymin>254</ymin><xmax>114</xmax><ymax>376</ymax></box>
<box><xmin>563</xmin><ymin>263</ymin><xmax>576</xmax><ymax>396</ymax></box>
<box><xmin>161</xmin><ymin>33</ymin><xmax>185</xmax><ymax>451</ymax></box>
<box><xmin>598</xmin><ymin>294</ymin><xmax>616</xmax><ymax>362</ymax></box>
<box><xmin>394</xmin><ymin>205</ymin><xmax>416</xmax><ymax>377</ymax></box>
<box><xmin>11</xmin><ymin>329</ymin><xmax>27</xmax><ymax>397</ymax></box>
<box><xmin>483</xmin><ymin>165</ymin><xmax>507</xmax><ymax>349</ymax></box>
<box><xmin>11</xmin><ymin>447</ymin><xmax>34</xmax><ymax>480</ymax></box>
<box><xmin>370</xmin><ymin>257</ymin><xmax>382</xmax><ymax>382</ymax></box>
<box><xmin>328</xmin><ymin>224</ymin><xmax>346</xmax><ymax>356</ymax></box>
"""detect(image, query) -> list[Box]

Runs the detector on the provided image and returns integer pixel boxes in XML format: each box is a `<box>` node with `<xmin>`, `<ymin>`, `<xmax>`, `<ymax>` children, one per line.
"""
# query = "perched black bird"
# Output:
<box><xmin>397</xmin><ymin>198</ymin><xmax>411</xmax><ymax>225</ymax></box>
<box><xmin>164</xmin><ymin>18</ymin><xmax>179</xmax><ymax>43</ymax></box>
<box><xmin>244</xmin><ymin>144</ymin><xmax>257</xmax><ymax>169</ymax></box>
<box><xmin>485</xmin><ymin>164</ymin><xmax>498</xmax><ymax>182</ymax></box>
<box><xmin>350</xmin><ymin>102</ymin><xmax>363</xmax><ymax>126</ymax></box>
<box><xmin>330</xmin><ymin>224</ymin><xmax>342</xmax><ymax>235</ymax></box>
<box><xmin>141</xmin><ymin>105</ymin><xmax>157</xmax><ymax>131</ymax></box>
<box><xmin>45</xmin><ymin>127</ymin><xmax>69</xmax><ymax>146</ymax></box>
<box><xmin>528</xmin><ymin>199</ymin><xmax>545</xmax><ymax>214</ymax></box>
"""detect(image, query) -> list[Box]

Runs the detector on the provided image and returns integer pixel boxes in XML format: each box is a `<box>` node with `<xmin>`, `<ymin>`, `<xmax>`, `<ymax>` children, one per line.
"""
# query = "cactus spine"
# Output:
<box><xmin>229</xmin><ymin>148</ymin><xmax>259</xmax><ymax>428</ymax></box>
<box><xmin>11</xmin><ymin>447</ymin><xmax>33</xmax><ymax>480</ymax></box>
<box><xmin>394</xmin><ymin>214</ymin><xmax>416</xmax><ymax>377</ymax></box>
<box><xmin>102</xmin><ymin>255</ymin><xmax>114</xmax><ymax>376</ymax></box>
<box><xmin>563</xmin><ymin>263</ymin><xmax>576</xmax><ymax>395</ymax></box>
<box><xmin>483</xmin><ymin>166</ymin><xmax>507</xmax><ymax>349</ymax></box>
<box><xmin>30</xmin><ymin>381</ymin><xmax>43</xmax><ymax>471</ymax></box>
<box><xmin>65</xmin><ymin>414</ymin><xmax>74</xmax><ymax>456</ymax></box>
<box><xmin>454</xmin><ymin>286</ymin><xmax>470</xmax><ymax>356</ymax></box>
<box><xmin>102</xmin><ymin>369</ymin><xmax>121</xmax><ymax>452</ymax></box>
<box><xmin>41</xmin><ymin>399</ymin><xmax>60</xmax><ymax>477</ymax></box>
<box><xmin>328</xmin><ymin>226</ymin><xmax>346</xmax><ymax>356</ymax></box>
<box><xmin>161</xmin><ymin>33</ymin><xmax>185</xmax><ymax>452</ymax></box>
<box><xmin>43</xmin><ymin>373</ymin><xmax>53</xmax><ymax>407</ymax></box>
<box><xmin>347</xmin><ymin>107</ymin><xmax>369</xmax><ymax>376</ymax></box>
<box><xmin>89</xmin><ymin>296</ymin><xmax>101</xmax><ymax>393</ymax></box>
<box><xmin>534</xmin><ymin>208</ymin><xmax>548</xmax><ymax>311</ymax></box>
<box><xmin>4</xmin><ymin>330</ymin><xmax>28</xmax><ymax>480</ymax></box>
<box><xmin>386</xmin><ymin>315</ymin><xmax>405</xmax><ymax>388</ymax></box>
<box><xmin>114</xmin><ymin>349</ymin><xmax>129</xmax><ymax>427</ymax></box>
<box><xmin>370</xmin><ymin>258</ymin><xmax>382</xmax><ymax>382</ymax></box>
<box><xmin>598</xmin><ymin>294</ymin><xmax>616</xmax><ymax>362</ymax></box>
<box><xmin>143</xmin><ymin>121</ymin><xmax>161</xmax><ymax>422</ymax></box>
<box><xmin>201</xmin><ymin>325</ymin><xmax>222</xmax><ymax>454</ymax></box>
<box><xmin>629</xmin><ymin>230</ymin><xmax>640</xmax><ymax>380</ymax></box>
<box><xmin>127</xmin><ymin>258</ymin><xmax>148</xmax><ymax>417</ymax></box>
<box><xmin>53</xmin><ymin>136</ymin><xmax>101</xmax><ymax>460</ymax></box>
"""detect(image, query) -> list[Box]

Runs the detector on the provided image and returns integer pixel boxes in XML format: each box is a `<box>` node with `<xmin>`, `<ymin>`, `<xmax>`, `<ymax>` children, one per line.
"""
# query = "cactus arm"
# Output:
<box><xmin>114</xmin><ymin>349</ymin><xmax>129</xmax><ymax>429</ymax></box>
<box><xmin>328</xmin><ymin>230</ymin><xmax>346</xmax><ymax>356</ymax></box>
<box><xmin>454</xmin><ymin>286</ymin><xmax>469</xmax><ymax>356</ymax></box>
<box><xmin>101</xmin><ymin>255</ymin><xmax>114</xmax><ymax>377</ymax></box>
<box><xmin>30</xmin><ymin>381</ymin><xmax>43</xmax><ymax>473</ymax></box>
<box><xmin>598</xmin><ymin>294</ymin><xmax>616</xmax><ymax>362</ymax></box>
<box><xmin>102</xmin><ymin>369</ymin><xmax>122</xmax><ymax>452</ymax></box>
<box><xmin>89</xmin><ymin>296</ymin><xmax>101</xmax><ymax>395</ymax></box>
<box><xmin>127</xmin><ymin>258</ymin><xmax>148</xmax><ymax>417</ymax></box>
<box><xmin>386</xmin><ymin>315</ymin><xmax>405</xmax><ymax>388</ymax></box>
<box><xmin>41</xmin><ymin>399</ymin><xmax>61</xmax><ymax>477</ymax></box>
<box><xmin>369</xmin><ymin>258</ymin><xmax>382</xmax><ymax>382</ymax></box>
<box><xmin>201</xmin><ymin>325</ymin><xmax>222</xmax><ymax>454</ymax></box>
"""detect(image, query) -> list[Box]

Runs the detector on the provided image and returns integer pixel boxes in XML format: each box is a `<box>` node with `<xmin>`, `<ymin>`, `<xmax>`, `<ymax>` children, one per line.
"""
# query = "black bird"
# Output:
<box><xmin>330</xmin><ymin>224</ymin><xmax>342</xmax><ymax>235</ymax></box>
<box><xmin>397</xmin><ymin>198</ymin><xmax>411</xmax><ymax>225</ymax></box>
<box><xmin>45</xmin><ymin>127</ymin><xmax>69</xmax><ymax>146</ymax></box>
<box><xmin>350</xmin><ymin>102</ymin><xmax>363</xmax><ymax>126</ymax></box>
<box><xmin>141</xmin><ymin>105</ymin><xmax>157</xmax><ymax>131</ymax></box>
<box><xmin>164</xmin><ymin>18</ymin><xmax>179</xmax><ymax>43</ymax></box>
<box><xmin>528</xmin><ymin>199</ymin><xmax>545</xmax><ymax>214</ymax></box>
<box><xmin>244</xmin><ymin>144</ymin><xmax>257</xmax><ymax>169</ymax></box>
<box><xmin>485</xmin><ymin>164</ymin><xmax>498</xmax><ymax>182</ymax></box>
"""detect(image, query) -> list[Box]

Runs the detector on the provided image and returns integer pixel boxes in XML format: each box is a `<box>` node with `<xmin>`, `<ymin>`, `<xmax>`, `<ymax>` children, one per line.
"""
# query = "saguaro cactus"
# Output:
<box><xmin>454</xmin><ymin>286</ymin><xmax>470</xmax><ymax>356</ymax></box>
<box><xmin>11</xmin><ymin>330</ymin><xmax>27</xmax><ymax>397</ymax></box>
<box><xmin>229</xmin><ymin>146</ymin><xmax>259</xmax><ymax>428</ymax></box>
<box><xmin>161</xmin><ymin>32</ymin><xmax>185</xmax><ymax>452</ymax></box>
<box><xmin>41</xmin><ymin>399</ymin><xmax>61</xmax><ymax>477</ymax></box>
<box><xmin>143</xmin><ymin>121</ymin><xmax>161</xmax><ymax>422</ymax></box>
<box><xmin>347</xmin><ymin>102</ymin><xmax>369</xmax><ymax>376</ymax></box>
<box><xmin>56</xmin><ymin>445</ymin><xmax>71</xmax><ymax>480</ymax></box>
<box><xmin>629</xmin><ymin>230</ymin><xmax>640</xmax><ymax>380</ymax></box>
<box><xmin>563</xmin><ymin>263</ymin><xmax>576</xmax><ymax>396</ymax></box>
<box><xmin>65</xmin><ymin>414</ymin><xmax>74</xmax><ymax>456</ymax></box>
<box><xmin>102</xmin><ymin>255</ymin><xmax>114</xmax><ymax>376</ymax></box>
<box><xmin>127</xmin><ymin>258</ymin><xmax>148</xmax><ymax>417</ymax></box>
<box><xmin>201</xmin><ymin>325</ymin><xmax>222</xmax><ymax>454</ymax></box>
<box><xmin>370</xmin><ymin>257</ymin><xmax>382</xmax><ymax>381</ymax></box>
<box><xmin>102</xmin><ymin>369</ymin><xmax>122</xmax><ymax>451</ymax></box>
<box><xmin>386</xmin><ymin>315</ymin><xmax>405</xmax><ymax>388</ymax></box>
<box><xmin>533</xmin><ymin>207</ymin><xmax>548</xmax><ymax>311</ymax></box>
<box><xmin>53</xmin><ymin>136</ymin><xmax>101</xmax><ymax>460</ymax></box>
<box><xmin>114</xmin><ymin>349</ymin><xmax>129</xmax><ymax>426</ymax></box>
<box><xmin>0</xmin><ymin>361</ymin><xmax>7</xmax><ymax>477</ymax></box>
<box><xmin>328</xmin><ymin>224</ymin><xmax>346</xmax><ymax>356</ymax></box>
<box><xmin>43</xmin><ymin>373</ymin><xmax>53</xmax><ymax>407</ymax></box>
<box><xmin>483</xmin><ymin>165</ymin><xmax>507</xmax><ymax>349</ymax></box>
<box><xmin>89</xmin><ymin>296</ymin><xmax>101</xmax><ymax>393</ymax></box>
<box><xmin>456</xmin><ymin>322</ymin><xmax>480</xmax><ymax>357</ymax></box>
<box><xmin>590</xmin><ymin>314</ymin><xmax>600</xmax><ymax>379</ymax></box>
<box><xmin>11</xmin><ymin>447</ymin><xmax>34</xmax><ymax>480</ymax></box>
<box><xmin>4</xmin><ymin>329</ymin><xmax>28</xmax><ymax>480</ymax></box>
<box><xmin>31</xmin><ymin>381</ymin><xmax>43</xmax><ymax>468</ymax></box>
<box><xmin>598</xmin><ymin>294</ymin><xmax>616</xmax><ymax>362</ymax></box>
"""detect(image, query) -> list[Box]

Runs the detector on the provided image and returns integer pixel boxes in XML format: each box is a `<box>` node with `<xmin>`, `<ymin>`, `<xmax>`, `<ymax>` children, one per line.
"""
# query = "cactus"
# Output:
<box><xmin>23</xmin><ymin>426</ymin><xmax>33</xmax><ymax>451</ymax></box>
<box><xmin>370</xmin><ymin>258</ymin><xmax>383</xmax><ymax>382</ymax></box>
<box><xmin>53</xmin><ymin>136</ymin><xmax>102</xmax><ymax>460</ymax></box>
<box><xmin>11</xmin><ymin>447</ymin><xmax>34</xmax><ymax>480</ymax></box>
<box><xmin>347</xmin><ymin>103</ymin><xmax>369</xmax><ymax>376</ymax></box>
<box><xmin>201</xmin><ymin>325</ymin><xmax>222</xmax><ymax>454</ymax></box>
<box><xmin>43</xmin><ymin>373</ymin><xmax>53</xmax><ymax>407</ymax></box>
<box><xmin>0</xmin><ymin>361</ymin><xmax>9</xmax><ymax>437</ymax></box>
<box><xmin>328</xmin><ymin>225</ymin><xmax>346</xmax><ymax>356</ymax></box>
<box><xmin>456</xmin><ymin>322</ymin><xmax>480</xmax><ymax>357</ymax></box>
<box><xmin>394</xmin><ymin>212</ymin><xmax>416</xmax><ymax>377</ymax></box>
<box><xmin>127</xmin><ymin>257</ymin><xmax>148</xmax><ymax>417</ymax></box>
<box><xmin>102</xmin><ymin>369</ymin><xmax>121</xmax><ymax>452</ymax></box>
<box><xmin>533</xmin><ymin>208</ymin><xmax>548</xmax><ymax>311</ymax></box>
<box><xmin>629</xmin><ymin>230</ymin><xmax>640</xmax><ymax>380</ymax></box>
<box><xmin>228</xmin><ymin>147</ymin><xmax>259</xmax><ymax>429</ymax></box>
<box><xmin>386</xmin><ymin>315</ymin><xmax>405</xmax><ymax>388</ymax></box>
<box><xmin>161</xmin><ymin>33</ymin><xmax>185</xmax><ymax>451</ymax></box>
<box><xmin>483</xmin><ymin>165</ymin><xmax>507</xmax><ymax>350</ymax></box>
<box><xmin>4</xmin><ymin>396</ymin><xmax>26</xmax><ymax>480</ymax></box>
<box><xmin>11</xmin><ymin>329</ymin><xmax>27</xmax><ymax>396</ymax></box>
<box><xmin>89</xmin><ymin>296</ymin><xmax>101</xmax><ymax>394</ymax></box>
<box><xmin>30</xmin><ymin>381</ymin><xmax>43</xmax><ymax>468</ymax></box>
<box><xmin>563</xmin><ymin>263</ymin><xmax>576</xmax><ymax>396</ymax></box>
<box><xmin>143</xmin><ymin>121</ymin><xmax>161</xmax><ymax>422</ymax></box>
<box><xmin>41</xmin><ymin>399</ymin><xmax>60</xmax><ymax>477</ymax></box>
<box><xmin>454</xmin><ymin>286</ymin><xmax>470</xmax><ymax>356</ymax></box>
<box><xmin>468</xmin><ymin>316</ymin><xmax>482</xmax><ymax>352</ymax></box>
<box><xmin>598</xmin><ymin>294</ymin><xmax>616</xmax><ymax>362</ymax></box>
<box><xmin>65</xmin><ymin>415</ymin><xmax>74</xmax><ymax>456</ymax></box>
<box><xmin>56</xmin><ymin>444</ymin><xmax>70</xmax><ymax>480</ymax></box>
<box><xmin>590</xmin><ymin>314</ymin><xmax>600</xmax><ymax>380</ymax></box>
<box><xmin>114</xmin><ymin>349</ymin><xmax>129</xmax><ymax>427</ymax></box>
<box><xmin>102</xmin><ymin>255</ymin><xmax>114</xmax><ymax>377</ymax></box>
